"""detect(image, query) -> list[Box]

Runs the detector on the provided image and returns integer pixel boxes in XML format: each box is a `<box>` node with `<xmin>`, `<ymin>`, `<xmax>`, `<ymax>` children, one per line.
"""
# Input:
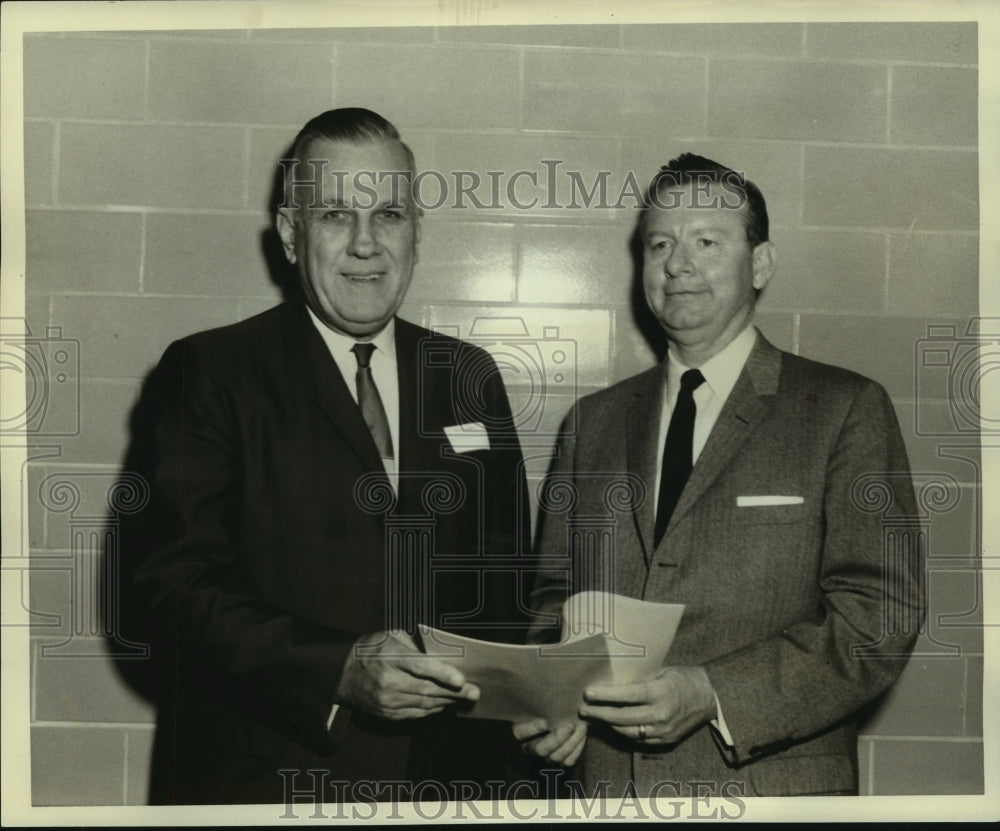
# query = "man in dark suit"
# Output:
<box><xmin>515</xmin><ymin>154</ymin><xmax>921</xmax><ymax>797</ymax></box>
<box><xmin>123</xmin><ymin>108</ymin><xmax>531</xmax><ymax>804</ymax></box>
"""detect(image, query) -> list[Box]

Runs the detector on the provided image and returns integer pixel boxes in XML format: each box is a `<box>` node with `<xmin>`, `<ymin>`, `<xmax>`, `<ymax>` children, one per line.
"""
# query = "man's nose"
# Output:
<box><xmin>665</xmin><ymin>242</ymin><xmax>692</xmax><ymax>277</ymax></box>
<box><xmin>348</xmin><ymin>215</ymin><xmax>380</xmax><ymax>257</ymax></box>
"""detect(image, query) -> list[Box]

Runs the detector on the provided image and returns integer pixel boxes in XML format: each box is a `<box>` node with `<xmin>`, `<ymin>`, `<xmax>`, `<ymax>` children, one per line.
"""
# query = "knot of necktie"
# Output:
<box><xmin>351</xmin><ymin>341</ymin><xmax>375</xmax><ymax>368</ymax></box>
<box><xmin>680</xmin><ymin>368</ymin><xmax>705</xmax><ymax>395</ymax></box>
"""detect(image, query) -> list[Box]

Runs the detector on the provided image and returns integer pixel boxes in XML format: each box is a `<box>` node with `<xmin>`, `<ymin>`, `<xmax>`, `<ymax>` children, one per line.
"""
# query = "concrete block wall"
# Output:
<box><xmin>19</xmin><ymin>22</ymin><xmax>982</xmax><ymax>803</ymax></box>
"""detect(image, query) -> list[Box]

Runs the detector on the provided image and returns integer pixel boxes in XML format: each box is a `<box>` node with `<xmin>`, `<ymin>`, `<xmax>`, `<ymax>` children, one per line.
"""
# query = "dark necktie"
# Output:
<box><xmin>351</xmin><ymin>342</ymin><xmax>394</xmax><ymax>461</ymax></box>
<box><xmin>654</xmin><ymin>368</ymin><xmax>705</xmax><ymax>547</ymax></box>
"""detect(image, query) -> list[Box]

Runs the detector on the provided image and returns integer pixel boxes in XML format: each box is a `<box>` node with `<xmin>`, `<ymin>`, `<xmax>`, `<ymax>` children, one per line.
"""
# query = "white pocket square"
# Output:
<box><xmin>443</xmin><ymin>422</ymin><xmax>490</xmax><ymax>453</ymax></box>
<box><xmin>736</xmin><ymin>495</ymin><xmax>804</xmax><ymax>507</ymax></box>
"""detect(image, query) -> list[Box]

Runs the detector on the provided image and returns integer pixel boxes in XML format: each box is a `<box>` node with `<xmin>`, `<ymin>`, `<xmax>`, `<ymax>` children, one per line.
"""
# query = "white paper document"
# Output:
<box><xmin>421</xmin><ymin>592</ymin><xmax>684</xmax><ymax>723</ymax></box>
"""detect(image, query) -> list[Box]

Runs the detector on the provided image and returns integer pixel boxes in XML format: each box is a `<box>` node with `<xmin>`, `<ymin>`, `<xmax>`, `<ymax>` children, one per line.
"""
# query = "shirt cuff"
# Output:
<box><xmin>710</xmin><ymin>691</ymin><xmax>734</xmax><ymax>746</ymax></box>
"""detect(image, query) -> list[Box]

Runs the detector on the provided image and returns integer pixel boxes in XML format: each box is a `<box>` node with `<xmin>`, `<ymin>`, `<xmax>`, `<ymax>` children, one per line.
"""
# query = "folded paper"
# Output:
<box><xmin>422</xmin><ymin>591</ymin><xmax>684</xmax><ymax>723</ymax></box>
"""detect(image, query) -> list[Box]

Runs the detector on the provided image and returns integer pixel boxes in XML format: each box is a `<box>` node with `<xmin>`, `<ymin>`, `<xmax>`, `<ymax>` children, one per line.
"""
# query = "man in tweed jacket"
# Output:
<box><xmin>515</xmin><ymin>154</ymin><xmax>921</xmax><ymax>797</ymax></box>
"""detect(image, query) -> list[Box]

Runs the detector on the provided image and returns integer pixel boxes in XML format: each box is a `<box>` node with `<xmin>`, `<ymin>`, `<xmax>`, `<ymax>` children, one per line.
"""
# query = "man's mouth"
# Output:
<box><xmin>341</xmin><ymin>272</ymin><xmax>385</xmax><ymax>282</ymax></box>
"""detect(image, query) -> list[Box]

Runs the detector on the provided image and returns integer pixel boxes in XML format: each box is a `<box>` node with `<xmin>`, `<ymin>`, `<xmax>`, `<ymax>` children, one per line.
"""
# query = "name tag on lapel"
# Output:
<box><xmin>736</xmin><ymin>495</ymin><xmax>804</xmax><ymax>507</ymax></box>
<box><xmin>443</xmin><ymin>422</ymin><xmax>490</xmax><ymax>453</ymax></box>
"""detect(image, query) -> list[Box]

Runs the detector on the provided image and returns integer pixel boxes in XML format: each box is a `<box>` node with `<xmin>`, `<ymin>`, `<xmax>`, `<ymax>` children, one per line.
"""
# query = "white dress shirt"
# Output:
<box><xmin>654</xmin><ymin>324</ymin><xmax>757</xmax><ymax>506</ymax></box>
<box><xmin>306</xmin><ymin>306</ymin><xmax>400</xmax><ymax>489</ymax></box>
<box><xmin>654</xmin><ymin>324</ymin><xmax>758</xmax><ymax>747</ymax></box>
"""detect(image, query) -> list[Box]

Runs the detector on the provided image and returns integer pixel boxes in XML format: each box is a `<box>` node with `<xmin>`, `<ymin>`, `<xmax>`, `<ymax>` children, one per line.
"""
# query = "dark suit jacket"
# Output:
<box><xmin>529</xmin><ymin>331</ymin><xmax>922</xmax><ymax>797</ymax></box>
<box><xmin>122</xmin><ymin>301</ymin><xmax>532</xmax><ymax>804</ymax></box>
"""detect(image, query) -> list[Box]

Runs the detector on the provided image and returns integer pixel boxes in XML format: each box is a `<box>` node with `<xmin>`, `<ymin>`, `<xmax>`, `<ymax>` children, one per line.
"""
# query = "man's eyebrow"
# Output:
<box><xmin>645</xmin><ymin>223</ymin><xmax>732</xmax><ymax>238</ymax></box>
<box><xmin>310</xmin><ymin>195</ymin><xmax>413</xmax><ymax>211</ymax></box>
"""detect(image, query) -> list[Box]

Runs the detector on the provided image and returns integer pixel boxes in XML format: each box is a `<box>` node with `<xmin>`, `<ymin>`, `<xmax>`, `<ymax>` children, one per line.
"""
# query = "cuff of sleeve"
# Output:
<box><xmin>710</xmin><ymin>691</ymin><xmax>734</xmax><ymax>747</ymax></box>
<box><xmin>325</xmin><ymin>702</ymin><xmax>352</xmax><ymax>751</ymax></box>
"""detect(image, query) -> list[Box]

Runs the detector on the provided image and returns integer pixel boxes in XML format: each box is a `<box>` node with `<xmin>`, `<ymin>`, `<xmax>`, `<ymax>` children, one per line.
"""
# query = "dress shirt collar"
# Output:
<box><xmin>665</xmin><ymin>324</ymin><xmax>757</xmax><ymax>402</ymax></box>
<box><xmin>305</xmin><ymin>306</ymin><xmax>397</xmax><ymax>365</ymax></box>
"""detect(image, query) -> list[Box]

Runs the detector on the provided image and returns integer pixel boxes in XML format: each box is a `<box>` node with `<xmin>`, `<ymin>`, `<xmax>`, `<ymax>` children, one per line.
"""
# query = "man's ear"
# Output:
<box><xmin>275</xmin><ymin>208</ymin><xmax>298</xmax><ymax>264</ymax></box>
<box><xmin>751</xmin><ymin>241</ymin><xmax>777</xmax><ymax>292</ymax></box>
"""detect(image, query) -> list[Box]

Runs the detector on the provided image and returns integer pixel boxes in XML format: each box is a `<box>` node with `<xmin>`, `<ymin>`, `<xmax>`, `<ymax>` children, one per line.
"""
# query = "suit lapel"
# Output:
<box><xmin>394</xmin><ymin>319</ymin><xmax>465</xmax><ymax>517</ymax></box>
<box><xmin>626</xmin><ymin>366</ymin><xmax>666</xmax><ymax>565</ymax></box>
<box><xmin>661</xmin><ymin>332</ymin><xmax>783</xmax><ymax>543</ymax></box>
<box><xmin>281</xmin><ymin>302</ymin><xmax>385</xmax><ymax>473</ymax></box>
<box><xmin>394</xmin><ymin>318</ymin><xmax>428</xmax><ymax>476</ymax></box>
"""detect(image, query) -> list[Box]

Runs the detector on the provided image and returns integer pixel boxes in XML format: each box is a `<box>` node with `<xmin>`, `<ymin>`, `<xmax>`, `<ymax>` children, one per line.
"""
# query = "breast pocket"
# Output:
<box><xmin>732</xmin><ymin>500</ymin><xmax>806</xmax><ymax>525</ymax></box>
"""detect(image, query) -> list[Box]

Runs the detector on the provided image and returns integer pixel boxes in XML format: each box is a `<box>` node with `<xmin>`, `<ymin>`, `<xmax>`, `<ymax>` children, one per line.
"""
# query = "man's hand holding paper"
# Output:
<box><xmin>513</xmin><ymin>666</ymin><xmax>718</xmax><ymax>765</ymax></box>
<box><xmin>409</xmin><ymin>591</ymin><xmax>692</xmax><ymax>764</ymax></box>
<box><xmin>580</xmin><ymin>665</ymin><xmax>717</xmax><ymax>745</ymax></box>
<box><xmin>512</xmin><ymin>718</ymin><xmax>588</xmax><ymax>767</ymax></box>
<box><xmin>336</xmin><ymin>630</ymin><xmax>480</xmax><ymax>720</ymax></box>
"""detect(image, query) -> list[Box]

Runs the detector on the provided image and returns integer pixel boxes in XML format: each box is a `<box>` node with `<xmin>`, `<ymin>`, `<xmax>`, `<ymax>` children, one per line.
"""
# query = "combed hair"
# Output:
<box><xmin>642</xmin><ymin>152</ymin><xmax>769</xmax><ymax>247</ymax></box>
<box><xmin>281</xmin><ymin>108</ymin><xmax>416</xmax><ymax>206</ymax></box>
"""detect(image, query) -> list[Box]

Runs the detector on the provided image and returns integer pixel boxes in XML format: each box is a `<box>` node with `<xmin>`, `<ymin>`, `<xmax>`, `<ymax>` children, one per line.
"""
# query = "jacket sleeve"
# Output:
<box><xmin>703</xmin><ymin>380</ymin><xmax>923</xmax><ymax>763</ymax></box>
<box><xmin>122</xmin><ymin>337</ymin><xmax>356</xmax><ymax>754</ymax></box>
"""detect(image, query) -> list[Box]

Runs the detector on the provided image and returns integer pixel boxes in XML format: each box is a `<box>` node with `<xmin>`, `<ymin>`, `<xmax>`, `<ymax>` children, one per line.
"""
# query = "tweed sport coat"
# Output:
<box><xmin>121</xmin><ymin>301</ymin><xmax>532</xmax><ymax>803</ymax></box>
<box><xmin>529</xmin><ymin>330</ymin><xmax>921</xmax><ymax>797</ymax></box>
